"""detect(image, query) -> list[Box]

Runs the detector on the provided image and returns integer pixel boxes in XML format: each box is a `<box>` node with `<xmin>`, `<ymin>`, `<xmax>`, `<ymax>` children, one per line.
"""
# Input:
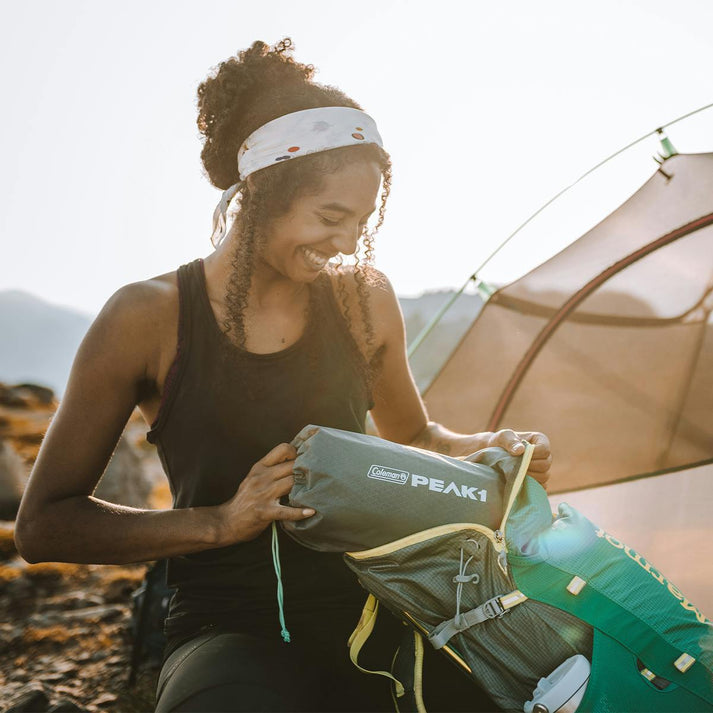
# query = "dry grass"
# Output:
<box><xmin>23</xmin><ymin>561</ymin><xmax>84</xmax><ymax>581</ymax></box>
<box><xmin>23</xmin><ymin>626</ymin><xmax>76</xmax><ymax>644</ymax></box>
<box><xmin>0</xmin><ymin>524</ymin><xmax>17</xmax><ymax>559</ymax></box>
<box><xmin>0</xmin><ymin>563</ymin><xmax>22</xmax><ymax>582</ymax></box>
<box><xmin>150</xmin><ymin>481</ymin><xmax>172</xmax><ymax>510</ymax></box>
<box><xmin>97</xmin><ymin>567</ymin><xmax>145</xmax><ymax>587</ymax></box>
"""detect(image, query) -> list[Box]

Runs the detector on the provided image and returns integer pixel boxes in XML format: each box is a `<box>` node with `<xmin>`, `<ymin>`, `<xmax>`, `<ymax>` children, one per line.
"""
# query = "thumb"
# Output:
<box><xmin>274</xmin><ymin>504</ymin><xmax>316</xmax><ymax>521</ymax></box>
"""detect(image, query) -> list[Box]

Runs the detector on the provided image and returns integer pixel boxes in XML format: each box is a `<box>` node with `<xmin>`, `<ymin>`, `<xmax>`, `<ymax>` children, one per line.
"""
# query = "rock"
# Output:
<box><xmin>3</xmin><ymin>572</ymin><xmax>35</xmax><ymax>599</ymax></box>
<box><xmin>51</xmin><ymin>685</ymin><xmax>80</xmax><ymax>695</ymax></box>
<box><xmin>0</xmin><ymin>681</ymin><xmax>25</xmax><ymax>703</ymax></box>
<box><xmin>46</xmin><ymin>701</ymin><xmax>86</xmax><ymax>713</ymax></box>
<box><xmin>14</xmin><ymin>384</ymin><xmax>56</xmax><ymax>406</ymax></box>
<box><xmin>0</xmin><ymin>383</ymin><xmax>56</xmax><ymax>409</ymax></box>
<box><xmin>93</xmin><ymin>435</ymin><xmax>153</xmax><ymax>509</ymax></box>
<box><xmin>39</xmin><ymin>672</ymin><xmax>69</xmax><ymax>683</ymax></box>
<box><xmin>0</xmin><ymin>622</ymin><xmax>25</xmax><ymax>647</ymax></box>
<box><xmin>45</xmin><ymin>590</ymin><xmax>104</xmax><ymax>611</ymax></box>
<box><xmin>5</xmin><ymin>684</ymin><xmax>50</xmax><ymax>712</ymax></box>
<box><xmin>90</xmin><ymin>692</ymin><xmax>117</xmax><ymax>708</ymax></box>
<box><xmin>0</xmin><ymin>436</ymin><xmax>28</xmax><ymax>520</ymax></box>
<box><xmin>59</xmin><ymin>604</ymin><xmax>127</xmax><ymax>623</ymax></box>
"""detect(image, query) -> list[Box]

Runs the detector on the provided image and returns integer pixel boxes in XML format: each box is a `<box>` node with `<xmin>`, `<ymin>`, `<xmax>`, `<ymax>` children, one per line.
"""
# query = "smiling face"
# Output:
<box><xmin>255</xmin><ymin>159</ymin><xmax>382</xmax><ymax>284</ymax></box>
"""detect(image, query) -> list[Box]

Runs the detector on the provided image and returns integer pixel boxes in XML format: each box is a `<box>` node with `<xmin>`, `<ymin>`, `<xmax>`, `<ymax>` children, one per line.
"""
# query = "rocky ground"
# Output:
<box><xmin>0</xmin><ymin>541</ymin><xmax>158</xmax><ymax>712</ymax></box>
<box><xmin>0</xmin><ymin>384</ymin><xmax>170</xmax><ymax>712</ymax></box>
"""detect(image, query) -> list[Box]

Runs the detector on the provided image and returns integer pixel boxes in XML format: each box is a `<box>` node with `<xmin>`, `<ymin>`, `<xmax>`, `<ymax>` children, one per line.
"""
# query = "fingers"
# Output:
<box><xmin>268</xmin><ymin>460</ymin><xmax>297</xmax><ymax>482</ymax></box>
<box><xmin>489</xmin><ymin>429</ymin><xmax>527</xmax><ymax>456</ymax></box>
<box><xmin>487</xmin><ymin>429</ymin><xmax>553</xmax><ymax>490</ymax></box>
<box><xmin>491</xmin><ymin>430</ymin><xmax>552</xmax><ymax>460</ymax></box>
<box><xmin>260</xmin><ymin>442</ymin><xmax>297</xmax><ymax>466</ymax></box>
<box><xmin>248</xmin><ymin>448</ymin><xmax>296</xmax><ymax>488</ymax></box>
<box><xmin>525</xmin><ymin>455</ymin><xmax>552</xmax><ymax>473</ymax></box>
<box><xmin>513</xmin><ymin>431</ymin><xmax>552</xmax><ymax>488</ymax></box>
<box><xmin>515</xmin><ymin>431</ymin><xmax>551</xmax><ymax>460</ymax></box>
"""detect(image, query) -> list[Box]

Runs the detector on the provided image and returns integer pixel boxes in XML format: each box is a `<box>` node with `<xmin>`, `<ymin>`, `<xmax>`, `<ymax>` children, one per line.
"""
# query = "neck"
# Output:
<box><xmin>203</xmin><ymin>231</ymin><xmax>310</xmax><ymax>311</ymax></box>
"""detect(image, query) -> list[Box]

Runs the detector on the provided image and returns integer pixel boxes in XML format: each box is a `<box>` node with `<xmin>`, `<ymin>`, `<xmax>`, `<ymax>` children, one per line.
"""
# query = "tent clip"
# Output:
<box><xmin>653</xmin><ymin>128</ymin><xmax>677</xmax><ymax>180</ymax></box>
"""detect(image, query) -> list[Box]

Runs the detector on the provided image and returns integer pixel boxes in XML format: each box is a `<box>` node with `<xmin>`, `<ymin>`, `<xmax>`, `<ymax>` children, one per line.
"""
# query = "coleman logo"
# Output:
<box><xmin>366</xmin><ymin>465</ymin><xmax>487</xmax><ymax>501</ymax></box>
<box><xmin>367</xmin><ymin>465</ymin><xmax>409</xmax><ymax>485</ymax></box>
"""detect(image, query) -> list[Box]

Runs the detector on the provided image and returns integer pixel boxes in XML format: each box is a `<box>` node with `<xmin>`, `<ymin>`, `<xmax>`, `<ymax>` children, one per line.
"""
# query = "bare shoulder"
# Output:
<box><xmin>327</xmin><ymin>264</ymin><xmax>401</xmax><ymax>315</ymax></box>
<box><xmin>102</xmin><ymin>271</ymin><xmax>178</xmax><ymax>326</ymax></box>
<box><xmin>74</xmin><ymin>271</ymin><xmax>180</xmax><ymax>393</ymax></box>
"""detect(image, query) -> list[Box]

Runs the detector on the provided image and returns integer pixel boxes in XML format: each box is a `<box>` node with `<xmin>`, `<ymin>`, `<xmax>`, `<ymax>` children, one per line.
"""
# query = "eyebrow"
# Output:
<box><xmin>319</xmin><ymin>202</ymin><xmax>376</xmax><ymax>217</ymax></box>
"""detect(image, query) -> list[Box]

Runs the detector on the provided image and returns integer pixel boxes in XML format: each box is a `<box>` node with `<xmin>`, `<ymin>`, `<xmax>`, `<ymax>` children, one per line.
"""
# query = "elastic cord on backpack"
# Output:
<box><xmin>271</xmin><ymin>521</ymin><xmax>291</xmax><ymax>643</ymax></box>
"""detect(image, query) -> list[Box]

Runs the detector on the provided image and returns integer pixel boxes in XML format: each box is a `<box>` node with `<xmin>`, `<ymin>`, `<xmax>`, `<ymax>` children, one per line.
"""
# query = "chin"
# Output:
<box><xmin>297</xmin><ymin>267</ymin><xmax>325</xmax><ymax>283</ymax></box>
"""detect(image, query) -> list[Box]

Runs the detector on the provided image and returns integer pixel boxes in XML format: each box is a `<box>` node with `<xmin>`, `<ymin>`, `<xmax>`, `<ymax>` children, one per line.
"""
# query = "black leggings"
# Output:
<box><xmin>155</xmin><ymin>630</ymin><xmax>393</xmax><ymax>712</ymax></box>
<box><xmin>154</xmin><ymin>629</ymin><xmax>497</xmax><ymax>712</ymax></box>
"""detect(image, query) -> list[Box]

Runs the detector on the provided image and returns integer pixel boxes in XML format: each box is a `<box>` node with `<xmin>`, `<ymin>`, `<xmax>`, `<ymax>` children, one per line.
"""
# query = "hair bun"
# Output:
<box><xmin>197</xmin><ymin>38</ymin><xmax>317</xmax><ymax>189</ymax></box>
<box><xmin>197</xmin><ymin>38</ymin><xmax>360</xmax><ymax>190</ymax></box>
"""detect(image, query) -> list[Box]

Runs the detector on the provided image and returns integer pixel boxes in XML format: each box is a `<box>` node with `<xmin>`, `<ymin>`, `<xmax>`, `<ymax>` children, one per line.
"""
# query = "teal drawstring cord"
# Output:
<box><xmin>271</xmin><ymin>522</ymin><xmax>291</xmax><ymax>643</ymax></box>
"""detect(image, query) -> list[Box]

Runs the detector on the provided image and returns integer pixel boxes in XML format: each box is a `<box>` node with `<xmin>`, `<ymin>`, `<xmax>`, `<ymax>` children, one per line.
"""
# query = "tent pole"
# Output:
<box><xmin>407</xmin><ymin>274</ymin><xmax>476</xmax><ymax>358</ymax></box>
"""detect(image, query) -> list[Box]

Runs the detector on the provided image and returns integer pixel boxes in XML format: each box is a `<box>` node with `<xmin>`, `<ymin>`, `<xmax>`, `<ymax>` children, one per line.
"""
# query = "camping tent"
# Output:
<box><xmin>422</xmin><ymin>151</ymin><xmax>713</xmax><ymax>613</ymax></box>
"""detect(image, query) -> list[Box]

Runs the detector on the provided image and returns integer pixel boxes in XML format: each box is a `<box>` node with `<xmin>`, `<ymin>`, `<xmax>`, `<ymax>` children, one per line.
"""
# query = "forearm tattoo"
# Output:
<box><xmin>413</xmin><ymin>428</ymin><xmax>452</xmax><ymax>455</ymax></box>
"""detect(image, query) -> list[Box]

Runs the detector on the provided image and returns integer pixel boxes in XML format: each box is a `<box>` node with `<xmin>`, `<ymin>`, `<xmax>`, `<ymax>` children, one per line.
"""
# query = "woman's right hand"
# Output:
<box><xmin>217</xmin><ymin>442</ymin><xmax>315</xmax><ymax>544</ymax></box>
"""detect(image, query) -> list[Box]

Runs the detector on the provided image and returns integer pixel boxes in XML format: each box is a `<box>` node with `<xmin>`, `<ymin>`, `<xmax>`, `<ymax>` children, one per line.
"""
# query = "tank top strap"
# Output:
<box><xmin>178</xmin><ymin>258</ymin><xmax>214</xmax><ymax>341</ymax></box>
<box><xmin>147</xmin><ymin>258</ymin><xmax>205</xmax><ymax>442</ymax></box>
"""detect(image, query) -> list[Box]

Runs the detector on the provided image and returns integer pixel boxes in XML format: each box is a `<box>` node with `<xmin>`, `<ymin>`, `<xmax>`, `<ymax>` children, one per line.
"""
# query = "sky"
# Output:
<box><xmin>1</xmin><ymin>0</ymin><xmax>712</xmax><ymax>315</ymax></box>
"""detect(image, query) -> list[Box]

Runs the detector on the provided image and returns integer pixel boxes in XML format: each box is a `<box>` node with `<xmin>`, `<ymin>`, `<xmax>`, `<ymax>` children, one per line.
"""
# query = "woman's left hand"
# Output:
<box><xmin>482</xmin><ymin>429</ymin><xmax>552</xmax><ymax>488</ymax></box>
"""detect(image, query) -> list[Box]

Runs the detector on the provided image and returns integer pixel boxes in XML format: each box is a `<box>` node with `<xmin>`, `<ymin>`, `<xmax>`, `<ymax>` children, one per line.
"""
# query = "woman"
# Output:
<box><xmin>16</xmin><ymin>39</ymin><xmax>552</xmax><ymax>712</ymax></box>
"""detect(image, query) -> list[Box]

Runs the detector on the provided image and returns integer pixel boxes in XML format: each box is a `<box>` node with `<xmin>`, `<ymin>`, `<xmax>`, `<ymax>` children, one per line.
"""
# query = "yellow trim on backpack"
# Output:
<box><xmin>499</xmin><ymin>442</ymin><xmax>535</xmax><ymax>539</ymax></box>
<box><xmin>348</xmin><ymin>594</ymin><xmax>405</xmax><ymax>697</ymax></box>
<box><xmin>346</xmin><ymin>522</ymin><xmax>503</xmax><ymax>560</ymax></box>
<box><xmin>413</xmin><ymin>631</ymin><xmax>426</xmax><ymax>713</ymax></box>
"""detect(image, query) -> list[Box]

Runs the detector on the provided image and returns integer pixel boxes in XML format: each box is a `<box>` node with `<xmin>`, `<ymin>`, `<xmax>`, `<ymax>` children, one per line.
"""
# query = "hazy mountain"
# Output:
<box><xmin>400</xmin><ymin>290</ymin><xmax>484</xmax><ymax>391</ymax></box>
<box><xmin>0</xmin><ymin>291</ymin><xmax>92</xmax><ymax>396</ymax></box>
<box><xmin>0</xmin><ymin>288</ymin><xmax>484</xmax><ymax>397</ymax></box>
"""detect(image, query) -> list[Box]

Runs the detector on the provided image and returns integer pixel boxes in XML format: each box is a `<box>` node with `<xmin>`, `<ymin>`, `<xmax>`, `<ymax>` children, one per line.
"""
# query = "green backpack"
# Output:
<box><xmin>285</xmin><ymin>426</ymin><xmax>713</xmax><ymax>712</ymax></box>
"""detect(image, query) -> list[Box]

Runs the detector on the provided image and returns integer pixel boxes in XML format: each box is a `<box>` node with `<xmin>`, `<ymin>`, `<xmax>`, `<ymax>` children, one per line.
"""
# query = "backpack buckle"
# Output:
<box><xmin>482</xmin><ymin>596</ymin><xmax>507</xmax><ymax>619</ymax></box>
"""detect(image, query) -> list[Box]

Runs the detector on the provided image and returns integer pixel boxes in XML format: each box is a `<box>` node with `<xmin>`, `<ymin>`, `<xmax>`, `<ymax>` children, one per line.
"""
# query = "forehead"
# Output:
<box><xmin>304</xmin><ymin>160</ymin><xmax>382</xmax><ymax>211</ymax></box>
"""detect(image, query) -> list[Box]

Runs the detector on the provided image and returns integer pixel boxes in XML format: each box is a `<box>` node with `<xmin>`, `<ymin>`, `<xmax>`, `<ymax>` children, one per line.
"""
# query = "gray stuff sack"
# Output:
<box><xmin>283</xmin><ymin>424</ymin><xmax>517</xmax><ymax>552</ymax></box>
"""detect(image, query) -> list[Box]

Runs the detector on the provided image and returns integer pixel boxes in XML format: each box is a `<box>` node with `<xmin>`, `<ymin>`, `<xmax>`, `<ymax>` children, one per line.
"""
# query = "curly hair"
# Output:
<box><xmin>196</xmin><ymin>38</ymin><xmax>392</xmax><ymax>379</ymax></box>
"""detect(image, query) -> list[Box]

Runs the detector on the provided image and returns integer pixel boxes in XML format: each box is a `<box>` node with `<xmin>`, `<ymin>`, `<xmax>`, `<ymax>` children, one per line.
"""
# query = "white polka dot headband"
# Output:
<box><xmin>210</xmin><ymin>106</ymin><xmax>383</xmax><ymax>245</ymax></box>
<box><xmin>237</xmin><ymin>106</ymin><xmax>383</xmax><ymax>180</ymax></box>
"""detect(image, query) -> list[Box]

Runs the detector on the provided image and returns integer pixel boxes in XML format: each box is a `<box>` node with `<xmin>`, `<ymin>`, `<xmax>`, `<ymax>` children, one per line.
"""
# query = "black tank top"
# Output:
<box><xmin>147</xmin><ymin>259</ymin><xmax>373</xmax><ymax>653</ymax></box>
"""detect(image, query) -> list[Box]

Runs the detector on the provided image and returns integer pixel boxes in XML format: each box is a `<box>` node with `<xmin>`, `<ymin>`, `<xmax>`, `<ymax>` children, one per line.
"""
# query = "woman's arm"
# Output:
<box><xmin>14</xmin><ymin>280</ymin><xmax>218</xmax><ymax>564</ymax></box>
<box><xmin>14</xmin><ymin>280</ymin><xmax>309</xmax><ymax>565</ymax></box>
<box><xmin>366</xmin><ymin>273</ymin><xmax>552</xmax><ymax>483</ymax></box>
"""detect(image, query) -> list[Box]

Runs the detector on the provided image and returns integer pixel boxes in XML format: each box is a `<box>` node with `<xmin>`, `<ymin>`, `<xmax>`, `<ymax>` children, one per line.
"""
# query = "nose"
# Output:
<box><xmin>330</xmin><ymin>224</ymin><xmax>361</xmax><ymax>256</ymax></box>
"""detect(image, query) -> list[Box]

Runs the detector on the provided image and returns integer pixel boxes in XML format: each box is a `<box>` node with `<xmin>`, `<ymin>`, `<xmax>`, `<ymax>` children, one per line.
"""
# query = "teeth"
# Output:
<box><xmin>303</xmin><ymin>247</ymin><xmax>328</xmax><ymax>269</ymax></box>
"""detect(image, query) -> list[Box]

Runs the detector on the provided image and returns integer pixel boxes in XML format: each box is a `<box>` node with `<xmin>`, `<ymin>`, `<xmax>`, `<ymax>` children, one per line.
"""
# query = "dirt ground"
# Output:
<box><xmin>1</xmin><ymin>522</ymin><xmax>160</xmax><ymax>712</ymax></box>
